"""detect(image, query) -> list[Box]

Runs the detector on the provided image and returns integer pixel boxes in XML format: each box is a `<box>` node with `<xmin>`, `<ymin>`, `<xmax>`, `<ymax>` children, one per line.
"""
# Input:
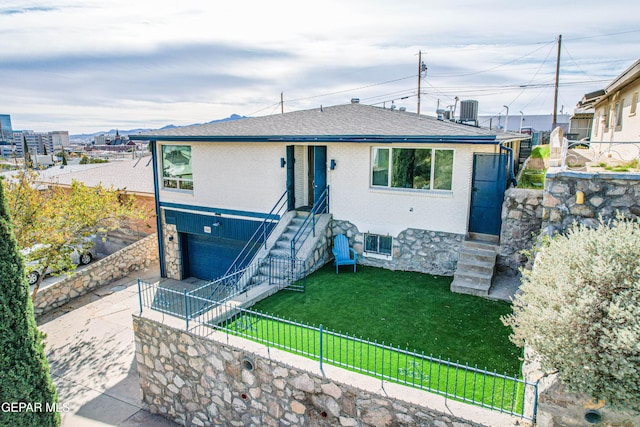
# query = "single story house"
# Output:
<box><xmin>131</xmin><ymin>102</ymin><xmax>524</xmax><ymax>283</ymax></box>
<box><xmin>590</xmin><ymin>59</ymin><xmax>640</xmax><ymax>161</ymax></box>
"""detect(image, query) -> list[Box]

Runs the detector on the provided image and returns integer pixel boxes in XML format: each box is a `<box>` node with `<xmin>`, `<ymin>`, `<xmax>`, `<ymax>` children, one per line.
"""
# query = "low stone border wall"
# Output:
<box><xmin>133</xmin><ymin>315</ymin><xmax>523</xmax><ymax>427</ymax></box>
<box><xmin>523</xmin><ymin>347</ymin><xmax>640</xmax><ymax>427</ymax></box>
<box><xmin>34</xmin><ymin>233</ymin><xmax>158</xmax><ymax>316</ymax></box>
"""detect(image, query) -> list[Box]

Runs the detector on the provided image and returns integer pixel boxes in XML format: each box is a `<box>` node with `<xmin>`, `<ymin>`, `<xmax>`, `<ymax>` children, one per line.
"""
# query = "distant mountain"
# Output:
<box><xmin>70</xmin><ymin>114</ymin><xmax>248</xmax><ymax>141</ymax></box>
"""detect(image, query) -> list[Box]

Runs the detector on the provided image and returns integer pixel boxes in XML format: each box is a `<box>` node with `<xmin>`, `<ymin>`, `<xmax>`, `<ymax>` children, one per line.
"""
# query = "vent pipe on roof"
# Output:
<box><xmin>351</xmin><ymin>98</ymin><xmax>360</xmax><ymax>104</ymax></box>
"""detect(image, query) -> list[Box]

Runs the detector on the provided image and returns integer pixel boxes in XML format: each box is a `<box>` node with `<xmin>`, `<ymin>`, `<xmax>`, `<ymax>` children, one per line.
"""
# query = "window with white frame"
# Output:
<box><xmin>162</xmin><ymin>145</ymin><xmax>193</xmax><ymax>191</ymax></box>
<box><xmin>371</xmin><ymin>147</ymin><xmax>453</xmax><ymax>191</ymax></box>
<box><xmin>364</xmin><ymin>233</ymin><xmax>392</xmax><ymax>256</ymax></box>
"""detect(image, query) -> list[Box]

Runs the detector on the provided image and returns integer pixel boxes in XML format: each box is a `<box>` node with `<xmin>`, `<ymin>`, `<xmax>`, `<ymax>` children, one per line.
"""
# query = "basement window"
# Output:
<box><xmin>364</xmin><ymin>233</ymin><xmax>392</xmax><ymax>256</ymax></box>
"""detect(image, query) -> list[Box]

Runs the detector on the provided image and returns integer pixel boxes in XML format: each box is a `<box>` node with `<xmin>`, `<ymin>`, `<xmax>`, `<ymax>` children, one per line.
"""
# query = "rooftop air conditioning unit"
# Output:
<box><xmin>459</xmin><ymin>100</ymin><xmax>479</xmax><ymax>124</ymax></box>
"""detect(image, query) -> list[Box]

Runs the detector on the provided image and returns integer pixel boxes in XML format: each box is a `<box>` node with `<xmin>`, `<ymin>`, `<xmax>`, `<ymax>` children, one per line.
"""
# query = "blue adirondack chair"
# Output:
<box><xmin>332</xmin><ymin>234</ymin><xmax>357</xmax><ymax>273</ymax></box>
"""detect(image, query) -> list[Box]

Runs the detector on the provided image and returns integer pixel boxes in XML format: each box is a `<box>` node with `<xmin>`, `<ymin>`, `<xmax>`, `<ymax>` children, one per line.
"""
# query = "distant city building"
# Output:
<box><xmin>14</xmin><ymin>130</ymin><xmax>54</xmax><ymax>156</ymax></box>
<box><xmin>0</xmin><ymin>114</ymin><xmax>12</xmax><ymax>143</ymax></box>
<box><xmin>477</xmin><ymin>114</ymin><xmax>571</xmax><ymax>133</ymax></box>
<box><xmin>51</xmin><ymin>131</ymin><xmax>70</xmax><ymax>149</ymax></box>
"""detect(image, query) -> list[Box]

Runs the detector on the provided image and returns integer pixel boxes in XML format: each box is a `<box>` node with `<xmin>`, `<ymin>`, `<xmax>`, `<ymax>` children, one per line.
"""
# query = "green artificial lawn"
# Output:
<box><xmin>249</xmin><ymin>264</ymin><xmax>521</xmax><ymax>376</ymax></box>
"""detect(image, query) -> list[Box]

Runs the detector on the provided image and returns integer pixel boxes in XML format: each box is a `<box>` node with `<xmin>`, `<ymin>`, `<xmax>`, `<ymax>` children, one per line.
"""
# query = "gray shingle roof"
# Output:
<box><xmin>132</xmin><ymin>103</ymin><xmax>520</xmax><ymax>142</ymax></box>
<box><xmin>35</xmin><ymin>157</ymin><xmax>154</xmax><ymax>195</ymax></box>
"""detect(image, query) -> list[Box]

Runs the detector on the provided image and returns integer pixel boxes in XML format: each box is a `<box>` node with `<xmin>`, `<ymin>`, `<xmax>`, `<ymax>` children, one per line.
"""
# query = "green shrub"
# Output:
<box><xmin>530</xmin><ymin>145</ymin><xmax>550</xmax><ymax>159</ymax></box>
<box><xmin>503</xmin><ymin>217</ymin><xmax>640</xmax><ymax>411</ymax></box>
<box><xmin>0</xmin><ymin>181</ymin><xmax>60</xmax><ymax>426</ymax></box>
<box><xmin>517</xmin><ymin>169</ymin><xmax>545</xmax><ymax>189</ymax></box>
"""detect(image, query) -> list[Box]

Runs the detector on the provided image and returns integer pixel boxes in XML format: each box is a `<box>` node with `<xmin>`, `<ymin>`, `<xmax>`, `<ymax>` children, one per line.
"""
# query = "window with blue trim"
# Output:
<box><xmin>162</xmin><ymin>145</ymin><xmax>193</xmax><ymax>191</ymax></box>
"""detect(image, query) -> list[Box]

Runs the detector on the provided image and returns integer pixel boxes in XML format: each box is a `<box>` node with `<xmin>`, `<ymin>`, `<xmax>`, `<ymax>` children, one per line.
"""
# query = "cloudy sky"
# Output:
<box><xmin>2</xmin><ymin>0</ymin><xmax>639</xmax><ymax>134</ymax></box>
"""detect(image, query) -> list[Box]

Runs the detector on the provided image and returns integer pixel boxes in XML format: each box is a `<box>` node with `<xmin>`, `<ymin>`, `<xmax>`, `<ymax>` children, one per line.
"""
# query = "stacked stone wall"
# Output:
<box><xmin>133</xmin><ymin>316</ymin><xmax>519</xmax><ymax>427</ymax></box>
<box><xmin>542</xmin><ymin>169</ymin><xmax>640</xmax><ymax>234</ymax></box>
<box><xmin>331</xmin><ymin>220</ymin><xmax>463</xmax><ymax>276</ymax></box>
<box><xmin>498</xmin><ymin>188</ymin><xmax>544</xmax><ymax>274</ymax></box>
<box><xmin>34</xmin><ymin>233</ymin><xmax>158</xmax><ymax>316</ymax></box>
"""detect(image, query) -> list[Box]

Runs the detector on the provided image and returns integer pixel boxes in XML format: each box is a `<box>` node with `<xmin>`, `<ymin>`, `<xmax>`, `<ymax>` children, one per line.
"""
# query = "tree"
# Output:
<box><xmin>502</xmin><ymin>217</ymin><xmax>640</xmax><ymax>410</ymax></box>
<box><xmin>23</xmin><ymin>136</ymin><xmax>33</xmax><ymax>169</ymax></box>
<box><xmin>61</xmin><ymin>150</ymin><xmax>67</xmax><ymax>166</ymax></box>
<box><xmin>0</xmin><ymin>178</ymin><xmax>60</xmax><ymax>427</ymax></box>
<box><xmin>4</xmin><ymin>170</ymin><xmax>149</xmax><ymax>300</ymax></box>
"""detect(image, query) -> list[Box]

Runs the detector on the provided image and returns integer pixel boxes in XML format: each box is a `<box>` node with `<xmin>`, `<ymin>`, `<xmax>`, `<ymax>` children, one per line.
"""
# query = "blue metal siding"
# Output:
<box><xmin>165</xmin><ymin>209</ymin><xmax>263</xmax><ymax>240</ymax></box>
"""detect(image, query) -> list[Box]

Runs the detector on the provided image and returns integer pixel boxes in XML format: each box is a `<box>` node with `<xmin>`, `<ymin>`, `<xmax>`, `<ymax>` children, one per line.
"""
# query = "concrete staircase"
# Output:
<box><xmin>450</xmin><ymin>237</ymin><xmax>498</xmax><ymax>297</ymax></box>
<box><xmin>249</xmin><ymin>211</ymin><xmax>315</xmax><ymax>287</ymax></box>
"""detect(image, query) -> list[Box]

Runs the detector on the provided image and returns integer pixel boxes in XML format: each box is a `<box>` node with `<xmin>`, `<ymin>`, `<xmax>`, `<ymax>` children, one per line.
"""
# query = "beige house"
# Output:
<box><xmin>590</xmin><ymin>59</ymin><xmax>640</xmax><ymax>160</ymax></box>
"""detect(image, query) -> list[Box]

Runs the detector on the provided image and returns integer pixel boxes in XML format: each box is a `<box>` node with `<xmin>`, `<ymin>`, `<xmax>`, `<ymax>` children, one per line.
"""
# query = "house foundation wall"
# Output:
<box><xmin>133</xmin><ymin>315</ymin><xmax>520</xmax><ymax>427</ymax></box>
<box><xmin>160</xmin><ymin>209</ymin><xmax>181</xmax><ymax>279</ymax></box>
<box><xmin>331</xmin><ymin>220</ymin><xmax>463</xmax><ymax>276</ymax></box>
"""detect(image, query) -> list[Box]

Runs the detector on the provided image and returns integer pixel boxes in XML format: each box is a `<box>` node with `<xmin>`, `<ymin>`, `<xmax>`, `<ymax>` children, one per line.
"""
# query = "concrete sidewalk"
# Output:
<box><xmin>37</xmin><ymin>261</ymin><xmax>178</xmax><ymax>427</ymax></box>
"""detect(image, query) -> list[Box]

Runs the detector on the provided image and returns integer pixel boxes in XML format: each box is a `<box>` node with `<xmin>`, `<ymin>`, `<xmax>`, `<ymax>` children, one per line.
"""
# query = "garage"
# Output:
<box><xmin>163</xmin><ymin>209</ymin><xmax>268</xmax><ymax>281</ymax></box>
<box><xmin>183</xmin><ymin>234</ymin><xmax>246</xmax><ymax>281</ymax></box>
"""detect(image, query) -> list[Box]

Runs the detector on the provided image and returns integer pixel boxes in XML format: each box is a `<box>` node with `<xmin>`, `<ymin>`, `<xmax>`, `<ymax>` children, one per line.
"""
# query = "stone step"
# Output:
<box><xmin>458</xmin><ymin>247</ymin><xmax>497</xmax><ymax>263</ymax></box>
<box><xmin>269</xmin><ymin>248</ymin><xmax>291</xmax><ymax>257</ymax></box>
<box><xmin>456</xmin><ymin>258</ymin><xmax>495</xmax><ymax>276</ymax></box>
<box><xmin>467</xmin><ymin>233</ymin><xmax>499</xmax><ymax>244</ymax></box>
<box><xmin>450</xmin><ymin>279</ymin><xmax>492</xmax><ymax>297</ymax></box>
<box><xmin>463</xmin><ymin>240</ymin><xmax>498</xmax><ymax>252</ymax></box>
<box><xmin>453</xmin><ymin>269</ymin><xmax>492</xmax><ymax>284</ymax></box>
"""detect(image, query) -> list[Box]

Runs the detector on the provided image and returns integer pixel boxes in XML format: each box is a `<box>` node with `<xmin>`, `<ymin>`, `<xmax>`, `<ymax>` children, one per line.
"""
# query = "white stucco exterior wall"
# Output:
<box><xmin>327</xmin><ymin>143</ymin><xmax>498</xmax><ymax>236</ymax></box>
<box><xmin>156</xmin><ymin>140</ymin><xmax>500</xmax><ymax>236</ymax></box>
<box><xmin>158</xmin><ymin>141</ymin><xmax>288</xmax><ymax>215</ymax></box>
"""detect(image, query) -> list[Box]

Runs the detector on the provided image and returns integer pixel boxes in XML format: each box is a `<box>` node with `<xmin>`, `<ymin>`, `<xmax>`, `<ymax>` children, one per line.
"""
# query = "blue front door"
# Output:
<box><xmin>469</xmin><ymin>153</ymin><xmax>507</xmax><ymax>235</ymax></box>
<box><xmin>313</xmin><ymin>146</ymin><xmax>327</xmax><ymax>212</ymax></box>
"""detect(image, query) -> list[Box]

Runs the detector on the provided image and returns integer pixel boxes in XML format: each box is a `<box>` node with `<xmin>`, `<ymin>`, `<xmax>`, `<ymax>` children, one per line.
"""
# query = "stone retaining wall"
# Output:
<box><xmin>34</xmin><ymin>233</ymin><xmax>158</xmax><ymax>316</ymax></box>
<box><xmin>133</xmin><ymin>315</ymin><xmax>520</xmax><ymax>427</ymax></box>
<box><xmin>331</xmin><ymin>220</ymin><xmax>463</xmax><ymax>276</ymax></box>
<box><xmin>523</xmin><ymin>348</ymin><xmax>640</xmax><ymax>427</ymax></box>
<box><xmin>498</xmin><ymin>188</ymin><xmax>544</xmax><ymax>274</ymax></box>
<box><xmin>542</xmin><ymin>169</ymin><xmax>640</xmax><ymax>234</ymax></box>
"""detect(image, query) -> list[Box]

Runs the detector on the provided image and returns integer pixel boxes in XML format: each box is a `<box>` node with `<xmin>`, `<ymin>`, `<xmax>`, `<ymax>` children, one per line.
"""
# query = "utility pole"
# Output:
<box><xmin>281</xmin><ymin>92</ymin><xmax>284</xmax><ymax>115</ymax></box>
<box><xmin>552</xmin><ymin>34</ymin><xmax>562</xmax><ymax>130</ymax></box>
<box><xmin>417</xmin><ymin>51</ymin><xmax>427</xmax><ymax>115</ymax></box>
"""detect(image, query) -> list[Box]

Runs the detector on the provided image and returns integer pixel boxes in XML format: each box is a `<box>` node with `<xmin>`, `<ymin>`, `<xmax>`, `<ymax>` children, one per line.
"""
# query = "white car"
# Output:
<box><xmin>22</xmin><ymin>244</ymin><xmax>97</xmax><ymax>286</ymax></box>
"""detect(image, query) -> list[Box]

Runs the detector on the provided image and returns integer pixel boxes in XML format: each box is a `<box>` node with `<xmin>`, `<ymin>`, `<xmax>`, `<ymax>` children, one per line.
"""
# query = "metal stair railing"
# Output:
<box><xmin>223</xmin><ymin>189</ymin><xmax>288</xmax><ymax>277</ymax></box>
<box><xmin>290</xmin><ymin>185</ymin><xmax>329</xmax><ymax>259</ymax></box>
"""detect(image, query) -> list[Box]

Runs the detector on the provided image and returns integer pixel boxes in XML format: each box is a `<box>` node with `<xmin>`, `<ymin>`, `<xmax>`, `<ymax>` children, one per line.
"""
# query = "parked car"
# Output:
<box><xmin>22</xmin><ymin>243</ymin><xmax>97</xmax><ymax>286</ymax></box>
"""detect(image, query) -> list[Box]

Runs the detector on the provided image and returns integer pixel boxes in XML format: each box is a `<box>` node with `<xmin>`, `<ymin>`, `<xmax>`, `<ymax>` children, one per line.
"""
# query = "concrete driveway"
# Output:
<box><xmin>37</xmin><ymin>261</ymin><xmax>179</xmax><ymax>427</ymax></box>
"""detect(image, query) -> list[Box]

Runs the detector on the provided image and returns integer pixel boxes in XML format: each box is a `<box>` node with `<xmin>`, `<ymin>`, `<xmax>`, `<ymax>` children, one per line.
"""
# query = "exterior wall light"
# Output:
<box><xmin>280</xmin><ymin>158</ymin><xmax>286</xmax><ymax>168</ymax></box>
<box><xmin>576</xmin><ymin>190</ymin><xmax>585</xmax><ymax>205</ymax></box>
<box><xmin>330</xmin><ymin>159</ymin><xmax>337</xmax><ymax>170</ymax></box>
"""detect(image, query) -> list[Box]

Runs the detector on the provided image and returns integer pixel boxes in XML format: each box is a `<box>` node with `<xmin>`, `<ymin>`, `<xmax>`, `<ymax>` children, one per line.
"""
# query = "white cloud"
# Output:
<box><xmin>1</xmin><ymin>0</ymin><xmax>638</xmax><ymax>133</ymax></box>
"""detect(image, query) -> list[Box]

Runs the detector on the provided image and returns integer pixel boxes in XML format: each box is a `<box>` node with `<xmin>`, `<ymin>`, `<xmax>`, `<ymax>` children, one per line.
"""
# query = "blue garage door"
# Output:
<box><xmin>185</xmin><ymin>234</ymin><xmax>246</xmax><ymax>281</ymax></box>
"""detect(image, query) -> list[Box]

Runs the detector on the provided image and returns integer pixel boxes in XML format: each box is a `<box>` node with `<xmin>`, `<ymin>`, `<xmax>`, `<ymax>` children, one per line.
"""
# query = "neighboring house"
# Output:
<box><xmin>131</xmin><ymin>102</ymin><xmax>525</xmax><ymax>291</ymax></box>
<box><xmin>35</xmin><ymin>157</ymin><xmax>156</xmax><ymax>248</ymax></box>
<box><xmin>569</xmin><ymin>89</ymin><xmax>605</xmax><ymax>141</ymax></box>
<box><xmin>590</xmin><ymin>59</ymin><xmax>640</xmax><ymax>160</ymax></box>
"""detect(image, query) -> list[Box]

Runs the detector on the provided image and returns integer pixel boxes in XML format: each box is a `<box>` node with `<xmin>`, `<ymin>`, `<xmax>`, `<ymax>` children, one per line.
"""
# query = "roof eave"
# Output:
<box><xmin>130</xmin><ymin>134</ymin><xmax>500</xmax><ymax>144</ymax></box>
